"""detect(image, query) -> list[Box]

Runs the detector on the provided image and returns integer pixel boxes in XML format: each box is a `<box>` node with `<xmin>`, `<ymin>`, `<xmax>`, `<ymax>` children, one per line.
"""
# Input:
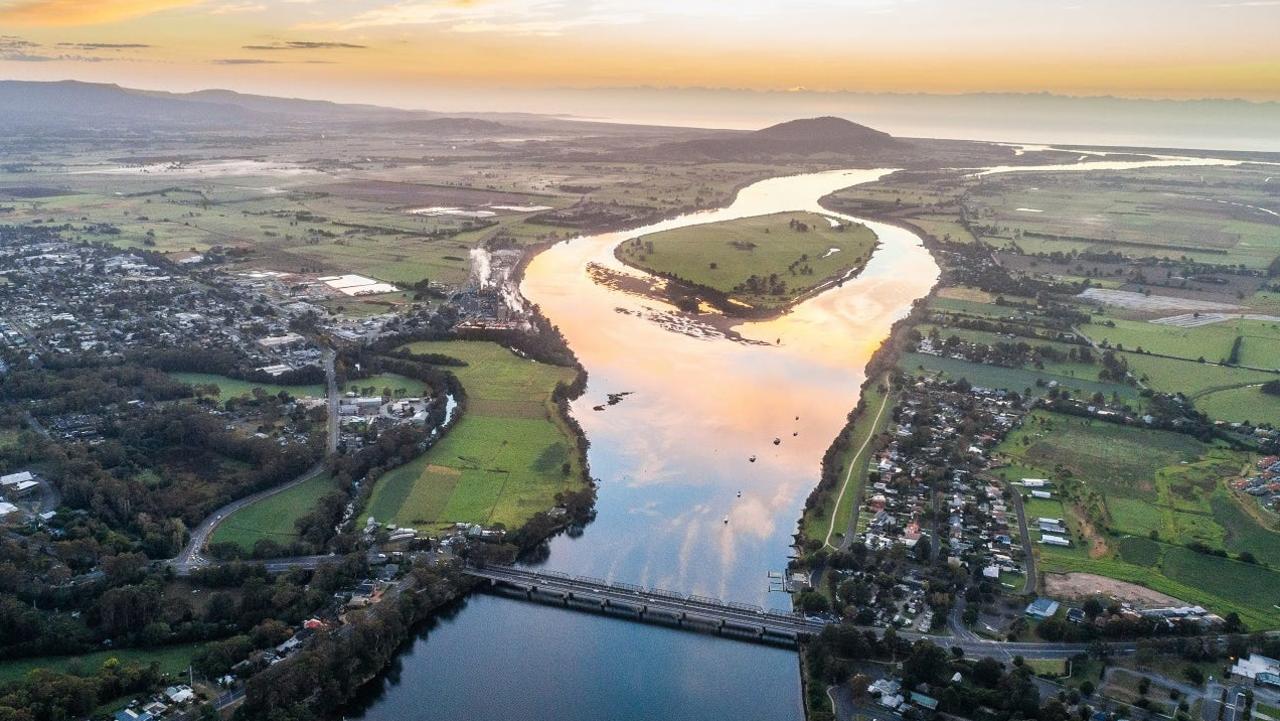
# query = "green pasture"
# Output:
<box><xmin>619</xmin><ymin>211</ymin><xmax>877</xmax><ymax>310</ymax></box>
<box><xmin>360</xmin><ymin>341</ymin><xmax>582</xmax><ymax>532</ymax></box>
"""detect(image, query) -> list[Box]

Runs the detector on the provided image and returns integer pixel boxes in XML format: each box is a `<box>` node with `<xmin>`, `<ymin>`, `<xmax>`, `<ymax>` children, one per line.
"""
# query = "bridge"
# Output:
<box><xmin>465</xmin><ymin>564</ymin><xmax>828</xmax><ymax>646</ymax></box>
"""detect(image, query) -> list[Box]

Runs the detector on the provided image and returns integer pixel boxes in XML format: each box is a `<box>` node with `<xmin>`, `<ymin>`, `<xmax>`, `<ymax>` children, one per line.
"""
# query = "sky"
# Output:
<box><xmin>1</xmin><ymin>0</ymin><xmax>1278</xmax><ymax>110</ymax></box>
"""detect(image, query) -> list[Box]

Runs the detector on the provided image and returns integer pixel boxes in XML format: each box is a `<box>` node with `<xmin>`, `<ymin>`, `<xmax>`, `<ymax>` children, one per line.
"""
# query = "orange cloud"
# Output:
<box><xmin>0</xmin><ymin>0</ymin><xmax>198</xmax><ymax>26</ymax></box>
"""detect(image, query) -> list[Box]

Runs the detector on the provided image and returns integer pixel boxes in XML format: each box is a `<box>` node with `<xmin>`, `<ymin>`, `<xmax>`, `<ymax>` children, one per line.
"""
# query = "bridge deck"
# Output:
<box><xmin>465</xmin><ymin>565</ymin><xmax>827</xmax><ymax>641</ymax></box>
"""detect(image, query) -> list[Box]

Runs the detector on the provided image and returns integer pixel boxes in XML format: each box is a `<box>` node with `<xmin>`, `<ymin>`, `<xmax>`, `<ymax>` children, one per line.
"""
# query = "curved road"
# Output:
<box><xmin>169</xmin><ymin>348</ymin><xmax>338</xmax><ymax>575</ymax></box>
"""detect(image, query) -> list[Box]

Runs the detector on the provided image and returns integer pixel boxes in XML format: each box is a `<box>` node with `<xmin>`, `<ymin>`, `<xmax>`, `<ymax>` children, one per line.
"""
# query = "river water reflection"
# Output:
<box><xmin>344</xmin><ymin>155</ymin><xmax>1248</xmax><ymax>719</ymax></box>
<box><xmin>345</xmin><ymin>168</ymin><xmax>937</xmax><ymax>721</ymax></box>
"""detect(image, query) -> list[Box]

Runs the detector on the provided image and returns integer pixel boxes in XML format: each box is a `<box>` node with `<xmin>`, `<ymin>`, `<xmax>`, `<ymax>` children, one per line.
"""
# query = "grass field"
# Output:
<box><xmin>344</xmin><ymin>373</ymin><xmax>431</xmax><ymax>398</ymax></box>
<box><xmin>1194</xmin><ymin>384</ymin><xmax>1280</xmax><ymax>425</ymax></box>
<box><xmin>209</xmin><ymin>471</ymin><xmax>339</xmax><ymax>551</ymax></box>
<box><xmin>618</xmin><ymin>211</ymin><xmax>877</xmax><ymax>310</ymax></box>
<box><xmin>997</xmin><ymin>410</ymin><xmax>1280</xmax><ymax>628</ymax></box>
<box><xmin>0</xmin><ymin>642</ymin><xmax>205</xmax><ymax>684</ymax></box>
<box><xmin>800</xmin><ymin>377</ymin><xmax>893</xmax><ymax>546</ymax></box>
<box><xmin>1083</xmin><ymin>318</ymin><xmax>1280</xmax><ymax>366</ymax></box>
<box><xmin>171</xmin><ymin>372</ymin><xmax>325</xmax><ymax>399</ymax></box>
<box><xmin>360</xmin><ymin>341</ymin><xmax>584</xmax><ymax>532</ymax></box>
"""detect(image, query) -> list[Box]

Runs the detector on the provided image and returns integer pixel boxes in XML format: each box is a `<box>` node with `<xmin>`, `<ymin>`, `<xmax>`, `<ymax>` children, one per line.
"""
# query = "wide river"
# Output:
<box><xmin>345</xmin><ymin>156</ymin><xmax>1242</xmax><ymax>720</ymax></box>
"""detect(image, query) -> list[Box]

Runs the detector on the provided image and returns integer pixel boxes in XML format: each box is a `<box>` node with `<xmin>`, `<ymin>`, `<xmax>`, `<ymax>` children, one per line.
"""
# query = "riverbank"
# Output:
<box><xmin>348</xmin><ymin>168</ymin><xmax>941</xmax><ymax>721</ymax></box>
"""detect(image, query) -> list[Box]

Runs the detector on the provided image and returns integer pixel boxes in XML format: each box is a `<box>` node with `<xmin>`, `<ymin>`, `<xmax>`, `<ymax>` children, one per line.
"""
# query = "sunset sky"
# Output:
<box><xmin>1</xmin><ymin>0</ymin><xmax>1278</xmax><ymax>109</ymax></box>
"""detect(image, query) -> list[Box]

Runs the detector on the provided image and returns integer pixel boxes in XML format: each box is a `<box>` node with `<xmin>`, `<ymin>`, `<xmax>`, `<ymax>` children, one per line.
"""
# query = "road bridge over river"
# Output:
<box><xmin>464</xmin><ymin>564</ymin><xmax>1160</xmax><ymax>659</ymax></box>
<box><xmin>466</xmin><ymin>564</ymin><xmax>828</xmax><ymax>645</ymax></box>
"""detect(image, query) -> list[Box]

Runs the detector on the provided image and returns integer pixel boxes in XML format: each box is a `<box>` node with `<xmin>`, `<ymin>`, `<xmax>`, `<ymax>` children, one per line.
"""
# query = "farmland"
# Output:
<box><xmin>617</xmin><ymin>212</ymin><xmax>877</xmax><ymax>311</ymax></box>
<box><xmin>997</xmin><ymin>410</ymin><xmax>1280</xmax><ymax>628</ymax></box>
<box><xmin>360</xmin><ymin>341</ymin><xmax>584</xmax><ymax>531</ymax></box>
<box><xmin>965</xmin><ymin>166</ymin><xmax>1280</xmax><ymax>269</ymax></box>
<box><xmin>0</xmin><ymin>142</ymin><xmax>820</xmax><ymax>294</ymax></box>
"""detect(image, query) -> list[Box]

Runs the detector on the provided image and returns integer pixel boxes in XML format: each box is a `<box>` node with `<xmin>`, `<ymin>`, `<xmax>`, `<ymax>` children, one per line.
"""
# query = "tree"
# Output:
<box><xmin>798</xmin><ymin>591</ymin><xmax>830</xmax><ymax>615</ymax></box>
<box><xmin>902</xmin><ymin>640</ymin><xmax>950</xmax><ymax>687</ymax></box>
<box><xmin>848</xmin><ymin>673</ymin><xmax>871</xmax><ymax>699</ymax></box>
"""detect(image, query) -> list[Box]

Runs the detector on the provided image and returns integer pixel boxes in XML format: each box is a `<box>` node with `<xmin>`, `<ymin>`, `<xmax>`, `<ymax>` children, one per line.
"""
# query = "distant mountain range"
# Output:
<box><xmin>0</xmin><ymin>79</ymin><xmax>428</xmax><ymax>129</ymax></box>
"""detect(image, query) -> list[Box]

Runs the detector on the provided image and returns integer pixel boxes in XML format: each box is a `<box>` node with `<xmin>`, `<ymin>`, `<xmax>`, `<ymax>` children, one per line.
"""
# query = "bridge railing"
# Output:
<box><xmin>470</xmin><ymin>566</ymin><xmax>813</xmax><ymax>626</ymax></box>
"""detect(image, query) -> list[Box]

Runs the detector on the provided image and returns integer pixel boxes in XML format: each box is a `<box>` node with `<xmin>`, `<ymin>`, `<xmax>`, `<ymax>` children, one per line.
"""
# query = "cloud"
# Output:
<box><xmin>56</xmin><ymin>42</ymin><xmax>152</xmax><ymax>49</ymax></box>
<box><xmin>1</xmin><ymin>32</ymin><xmax>117</xmax><ymax>61</ymax></box>
<box><xmin>211</xmin><ymin>57</ymin><xmax>282</xmax><ymax>64</ymax></box>
<box><xmin>320</xmin><ymin>0</ymin><xmax>642</xmax><ymax>36</ymax></box>
<box><xmin>0</xmin><ymin>35</ymin><xmax>40</xmax><ymax>49</ymax></box>
<box><xmin>0</xmin><ymin>0</ymin><xmax>199</xmax><ymax>26</ymax></box>
<box><xmin>208</xmin><ymin>1</ymin><xmax>266</xmax><ymax>13</ymax></box>
<box><xmin>211</xmin><ymin>56</ymin><xmax>334</xmax><ymax>65</ymax></box>
<box><xmin>242</xmin><ymin>40</ymin><xmax>367</xmax><ymax>50</ymax></box>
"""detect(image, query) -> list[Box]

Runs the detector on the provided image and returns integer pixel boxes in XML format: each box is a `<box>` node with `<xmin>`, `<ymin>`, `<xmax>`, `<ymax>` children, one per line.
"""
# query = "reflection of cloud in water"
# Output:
<box><xmin>523</xmin><ymin>169</ymin><xmax>939</xmax><ymax>600</ymax></box>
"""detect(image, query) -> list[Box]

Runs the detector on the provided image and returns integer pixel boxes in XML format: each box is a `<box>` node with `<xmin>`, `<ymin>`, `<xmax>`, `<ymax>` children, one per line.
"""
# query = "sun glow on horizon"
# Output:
<box><xmin>0</xmin><ymin>0</ymin><xmax>1277</xmax><ymax>106</ymax></box>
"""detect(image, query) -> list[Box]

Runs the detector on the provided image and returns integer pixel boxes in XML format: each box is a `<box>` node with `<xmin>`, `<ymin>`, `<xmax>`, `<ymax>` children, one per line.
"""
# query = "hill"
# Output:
<box><xmin>644</xmin><ymin>116</ymin><xmax>901</xmax><ymax>161</ymax></box>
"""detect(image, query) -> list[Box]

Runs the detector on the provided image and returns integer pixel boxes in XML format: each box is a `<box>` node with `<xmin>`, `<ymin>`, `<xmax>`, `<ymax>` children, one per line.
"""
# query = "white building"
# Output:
<box><xmin>1231</xmin><ymin>654</ymin><xmax>1280</xmax><ymax>680</ymax></box>
<box><xmin>1041</xmin><ymin>534</ymin><xmax>1071</xmax><ymax>547</ymax></box>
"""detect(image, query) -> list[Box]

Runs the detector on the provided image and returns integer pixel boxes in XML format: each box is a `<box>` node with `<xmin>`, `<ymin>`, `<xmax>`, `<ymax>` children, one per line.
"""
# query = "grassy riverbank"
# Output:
<box><xmin>361</xmin><ymin>340</ymin><xmax>584</xmax><ymax>531</ymax></box>
<box><xmin>616</xmin><ymin>211</ymin><xmax>876</xmax><ymax>313</ymax></box>
<box><xmin>800</xmin><ymin>376</ymin><xmax>893</xmax><ymax>548</ymax></box>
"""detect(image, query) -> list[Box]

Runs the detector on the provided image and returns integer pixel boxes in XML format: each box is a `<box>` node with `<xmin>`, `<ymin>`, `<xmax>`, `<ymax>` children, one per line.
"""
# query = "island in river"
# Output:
<box><xmin>614</xmin><ymin>211</ymin><xmax>878</xmax><ymax>317</ymax></box>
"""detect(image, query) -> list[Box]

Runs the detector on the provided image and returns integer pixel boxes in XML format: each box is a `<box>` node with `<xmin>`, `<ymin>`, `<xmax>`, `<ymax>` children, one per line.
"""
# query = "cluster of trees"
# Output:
<box><xmin>240</xmin><ymin>563</ymin><xmax>467</xmax><ymax>720</ymax></box>
<box><xmin>0</xmin><ymin>660</ymin><xmax>164</xmax><ymax>721</ymax></box>
<box><xmin>0</xmin><ymin>359</ymin><xmax>193</xmax><ymax>416</ymax></box>
<box><xmin>138</xmin><ymin>346</ymin><xmax>324</xmax><ymax>387</ymax></box>
<box><xmin>1096</xmin><ymin>350</ymin><xmax>1131</xmax><ymax>383</ymax></box>
<box><xmin>806</xmin><ymin>635</ymin><xmax>1042</xmax><ymax>721</ymax></box>
<box><xmin>54</xmin><ymin>404</ymin><xmax>322</xmax><ymax>535</ymax></box>
<box><xmin>919</xmin><ymin>329</ymin><xmax>1097</xmax><ymax>372</ymax></box>
<box><xmin>734</xmin><ymin>272</ymin><xmax>789</xmax><ymax>296</ymax></box>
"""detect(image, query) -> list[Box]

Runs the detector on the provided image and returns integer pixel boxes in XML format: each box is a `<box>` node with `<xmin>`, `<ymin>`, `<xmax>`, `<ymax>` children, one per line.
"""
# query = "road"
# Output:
<box><xmin>1007</xmin><ymin>481</ymin><xmax>1037</xmax><ymax>594</ymax></box>
<box><xmin>828</xmin><ymin>382</ymin><xmax>892</xmax><ymax>549</ymax></box>
<box><xmin>169</xmin><ymin>348</ymin><xmax>338</xmax><ymax>575</ymax></box>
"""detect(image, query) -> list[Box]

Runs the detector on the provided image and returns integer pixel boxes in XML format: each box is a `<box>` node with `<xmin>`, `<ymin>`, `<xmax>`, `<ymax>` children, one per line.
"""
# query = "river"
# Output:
<box><xmin>343</xmin><ymin>158</ymin><xmax>1242</xmax><ymax>720</ymax></box>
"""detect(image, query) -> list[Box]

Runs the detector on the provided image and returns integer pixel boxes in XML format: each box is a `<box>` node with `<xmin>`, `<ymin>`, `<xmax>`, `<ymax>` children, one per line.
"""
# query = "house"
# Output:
<box><xmin>1031</xmin><ymin>490</ymin><xmax>1053</xmax><ymax>499</ymax></box>
<box><xmin>1025</xmin><ymin>597</ymin><xmax>1060</xmax><ymax>619</ymax></box>
<box><xmin>114</xmin><ymin>710</ymin><xmax>153</xmax><ymax>721</ymax></box>
<box><xmin>1040</xmin><ymin>534</ymin><xmax>1071</xmax><ymax>547</ymax></box>
<box><xmin>1067</xmin><ymin>607</ymin><xmax>1087</xmax><ymax>624</ymax></box>
<box><xmin>911</xmin><ymin>692</ymin><xmax>940</xmax><ymax>711</ymax></box>
<box><xmin>0</xmin><ymin>471</ymin><xmax>33</xmax><ymax>486</ymax></box>
<box><xmin>869</xmin><ymin>678</ymin><xmax>901</xmax><ymax>697</ymax></box>
<box><xmin>0</xmin><ymin>502</ymin><xmax>18</xmax><ymax>518</ymax></box>
<box><xmin>1038</xmin><ymin>518</ymin><xmax>1067</xmax><ymax>532</ymax></box>
<box><xmin>1022</xmin><ymin>478</ymin><xmax>1049</xmax><ymax>488</ymax></box>
<box><xmin>165</xmin><ymin>684</ymin><xmax>196</xmax><ymax>704</ymax></box>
